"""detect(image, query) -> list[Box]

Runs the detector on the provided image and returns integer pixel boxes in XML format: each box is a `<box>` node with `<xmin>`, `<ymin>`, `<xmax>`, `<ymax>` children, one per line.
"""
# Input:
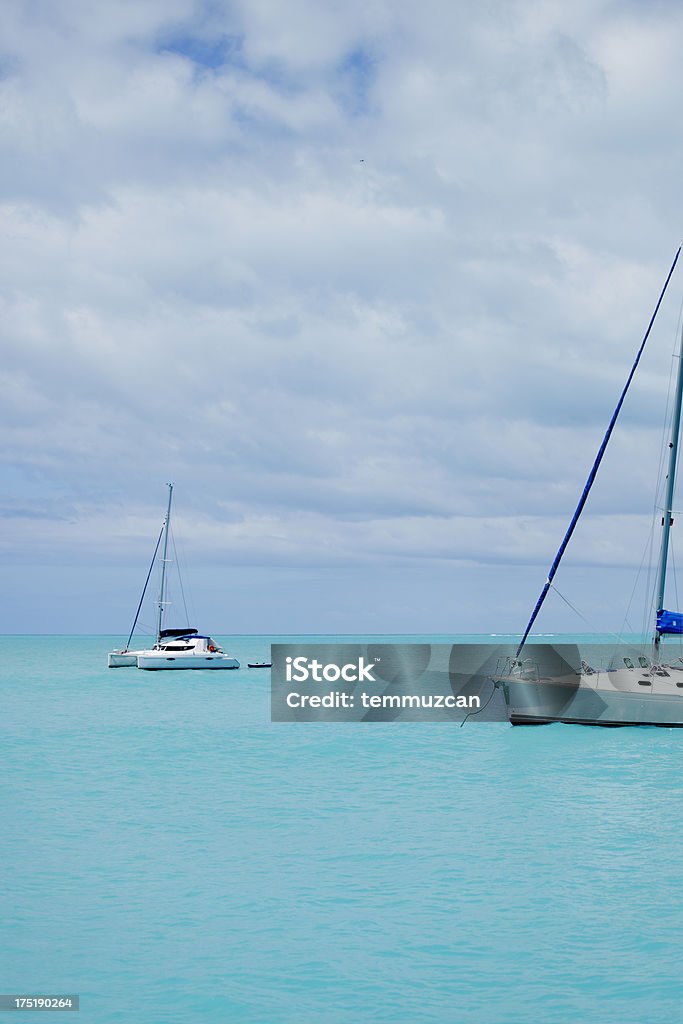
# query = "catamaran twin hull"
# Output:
<box><xmin>108</xmin><ymin>650</ymin><xmax>239</xmax><ymax>670</ymax></box>
<box><xmin>495</xmin><ymin>643</ymin><xmax>683</xmax><ymax>726</ymax></box>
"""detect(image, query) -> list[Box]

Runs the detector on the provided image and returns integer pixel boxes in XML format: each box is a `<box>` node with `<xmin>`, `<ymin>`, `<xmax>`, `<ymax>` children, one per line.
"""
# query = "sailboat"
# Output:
<box><xmin>497</xmin><ymin>246</ymin><xmax>683</xmax><ymax>725</ymax></box>
<box><xmin>107</xmin><ymin>484</ymin><xmax>240</xmax><ymax>670</ymax></box>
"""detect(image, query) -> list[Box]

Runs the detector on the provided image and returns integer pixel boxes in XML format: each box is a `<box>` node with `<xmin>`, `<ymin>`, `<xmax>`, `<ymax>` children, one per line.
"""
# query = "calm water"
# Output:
<box><xmin>2</xmin><ymin>635</ymin><xmax>683</xmax><ymax>1023</ymax></box>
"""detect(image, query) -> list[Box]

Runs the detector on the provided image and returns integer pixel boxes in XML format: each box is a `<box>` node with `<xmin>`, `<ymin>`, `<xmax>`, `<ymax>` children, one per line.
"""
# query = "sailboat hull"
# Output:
<box><xmin>502</xmin><ymin>675</ymin><xmax>683</xmax><ymax>727</ymax></box>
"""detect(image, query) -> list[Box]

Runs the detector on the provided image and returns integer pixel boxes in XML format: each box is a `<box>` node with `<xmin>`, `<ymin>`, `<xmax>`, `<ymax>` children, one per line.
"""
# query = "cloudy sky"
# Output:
<box><xmin>3</xmin><ymin>0</ymin><xmax>683</xmax><ymax>635</ymax></box>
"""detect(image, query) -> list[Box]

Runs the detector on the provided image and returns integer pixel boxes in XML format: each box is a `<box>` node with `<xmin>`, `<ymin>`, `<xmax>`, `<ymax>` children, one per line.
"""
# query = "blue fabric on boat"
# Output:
<box><xmin>657</xmin><ymin>609</ymin><xmax>683</xmax><ymax>634</ymax></box>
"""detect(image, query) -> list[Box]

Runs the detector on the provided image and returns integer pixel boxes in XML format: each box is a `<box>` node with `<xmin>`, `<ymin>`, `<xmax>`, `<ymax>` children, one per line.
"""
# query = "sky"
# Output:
<box><xmin>3</xmin><ymin>0</ymin><xmax>683</xmax><ymax>635</ymax></box>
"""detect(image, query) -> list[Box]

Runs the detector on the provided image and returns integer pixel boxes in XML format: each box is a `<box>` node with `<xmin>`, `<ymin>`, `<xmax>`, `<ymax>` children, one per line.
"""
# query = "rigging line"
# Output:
<box><xmin>460</xmin><ymin>678</ymin><xmax>498</xmax><ymax>727</ymax></box>
<box><xmin>171</xmin><ymin>527</ymin><xmax>190</xmax><ymax>627</ymax></box>
<box><xmin>675</xmin><ymin>369</ymin><xmax>683</xmax><ymax>506</ymax></box>
<box><xmin>666</xmin><ymin>530</ymin><xmax>683</xmax><ymax>662</ymax></box>
<box><xmin>549</xmin><ymin>584</ymin><xmax>629</xmax><ymax>646</ymax></box>
<box><xmin>643</xmin><ymin>515</ymin><xmax>658</xmax><ymax>639</ymax></box>
<box><xmin>672</xmin><ymin>529</ymin><xmax>679</xmax><ymax>613</ymax></box>
<box><xmin>548</xmin><ymin>583</ymin><xmax>595</xmax><ymax>630</ymax></box>
<box><xmin>646</xmin><ymin>332</ymin><xmax>676</xmax><ymax>629</ymax></box>
<box><xmin>655</xmin><ymin>290</ymin><xmax>683</xmax><ymax>484</ymax></box>
<box><xmin>125</xmin><ymin>524</ymin><xmax>165</xmax><ymax>651</ymax></box>
<box><xmin>655</xmin><ymin>356</ymin><xmax>679</xmax><ymax>498</ymax></box>
<box><xmin>640</xmin><ymin>316</ymin><xmax>676</xmax><ymax>635</ymax></box>
<box><xmin>621</xmin><ymin>515</ymin><xmax>657</xmax><ymax>639</ymax></box>
<box><xmin>651</xmin><ymin>303</ymin><xmax>683</xmax><ymax>622</ymax></box>
<box><xmin>173</xmin><ymin>523</ymin><xmax>197</xmax><ymax>626</ymax></box>
<box><xmin>620</xmin><ymin>612</ymin><xmax>638</xmax><ymax>637</ymax></box>
<box><xmin>643</xmin><ymin>394</ymin><xmax>667</xmax><ymax>635</ymax></box>
<box><xmin>516</xmin><ymin>246</ymin><xmax>682</xmax><ymax>658</ymax></box>
<box><xmin>649</xmin><ymin>380</ymin><xmax>676</xmax><ymax>632</ymax></box>
<box><xmin>654</xmin><ymin>327</ymin><xmax>683</xmax><ymax>627</ymax></box>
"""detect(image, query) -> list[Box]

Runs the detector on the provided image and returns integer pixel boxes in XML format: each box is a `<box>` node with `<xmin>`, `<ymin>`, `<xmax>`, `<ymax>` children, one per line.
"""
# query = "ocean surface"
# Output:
<box><xmin>2</xmin><ymin>634</ymin><xmax>683</xmax><ymax>1024</ymax></box>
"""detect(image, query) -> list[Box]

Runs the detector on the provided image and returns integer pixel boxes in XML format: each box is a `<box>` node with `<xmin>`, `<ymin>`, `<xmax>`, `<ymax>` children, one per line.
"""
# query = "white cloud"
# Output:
<box><xmin>2</xmin><ymin>0</ymin><xmax>683</xmax><ymax>631</ymax></box>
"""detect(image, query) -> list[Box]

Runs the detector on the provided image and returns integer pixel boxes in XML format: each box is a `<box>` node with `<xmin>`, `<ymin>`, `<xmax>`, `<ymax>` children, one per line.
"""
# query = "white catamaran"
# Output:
<box><xmin>497</xmin><ymin>246</ymin><xmax>683</xmax><ymax>726</ymax></box>
<box><xmin>108</xmin><ymin>484</ymin><xmax>240</xmax><ymax>670</ymax></box>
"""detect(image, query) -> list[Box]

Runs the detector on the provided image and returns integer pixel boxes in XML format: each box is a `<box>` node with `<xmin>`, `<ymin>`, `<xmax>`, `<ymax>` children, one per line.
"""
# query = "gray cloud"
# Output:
<box><xmin>2</xmin><ymin>0</ymin><xmax>682</xmax><ymax>633</ymax></box>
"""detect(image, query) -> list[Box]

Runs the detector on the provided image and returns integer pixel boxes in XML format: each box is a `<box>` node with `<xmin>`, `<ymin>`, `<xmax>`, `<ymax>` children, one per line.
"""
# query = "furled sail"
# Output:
<box><xmin>656</xmin><ymin>609</ymin><xmax>683</xmax><ymax>635</ymax></box>
<box><xmin>515</xmin><ymin>248</ymin><xmax>681</xmax><ymax>658</ymax></box>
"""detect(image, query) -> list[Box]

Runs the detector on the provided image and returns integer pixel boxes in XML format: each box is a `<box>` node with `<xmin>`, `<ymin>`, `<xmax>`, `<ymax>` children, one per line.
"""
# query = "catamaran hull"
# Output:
<box><xmin>108</xmin><ymin>652</ymin><xmax>141</xmax><ymax>668</ymax></box>
<box><xmin>135</xmin><ymin>654</ymin><xmax>239</xmax><ymax>670</ymax></box>
<box><xmin>502</xmin><ymin>677</ymin><xmax>683</xmax><ymax>727</ymax></box>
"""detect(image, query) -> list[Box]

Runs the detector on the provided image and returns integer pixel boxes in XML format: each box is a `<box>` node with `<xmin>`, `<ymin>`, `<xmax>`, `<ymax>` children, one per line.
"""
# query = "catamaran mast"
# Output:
<box><xmin>156</xmin><ymin>482</ymin><xmax>173</xmax><ymax>642</ymax></box>
<box><xmin>655</xmin><ymin>327</ymin><xmax>683</xmax><ymax>644</ymax></box>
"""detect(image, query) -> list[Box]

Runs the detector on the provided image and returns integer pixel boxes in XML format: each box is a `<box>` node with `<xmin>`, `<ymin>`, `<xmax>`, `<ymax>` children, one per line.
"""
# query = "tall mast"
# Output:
<box><xmin>156</xmin><ymin>483</ymin><xmax>173</xmax><ymax>642</ymax></box>
<box><xmin>515</xmin><ymin>247</ymin><xmax>681</xmax><ymax>658</ymax></box>
<box><xmin>655</xmin><ymin>328</ymin><xmax>683</xmax><ymax>642</ymax></box>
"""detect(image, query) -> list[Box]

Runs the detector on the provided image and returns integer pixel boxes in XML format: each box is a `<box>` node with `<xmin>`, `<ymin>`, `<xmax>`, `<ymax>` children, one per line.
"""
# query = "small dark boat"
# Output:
<box><xmin>248</xmin><ymin>662</ymin><xmax>272</xmax><ymax>669</ymax></box>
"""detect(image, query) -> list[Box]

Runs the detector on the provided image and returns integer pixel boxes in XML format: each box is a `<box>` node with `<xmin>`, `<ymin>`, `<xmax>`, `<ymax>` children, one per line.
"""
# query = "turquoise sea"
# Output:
<box><xmin>3</xmin><ymin>634</ymin><xmax>683</xmax><ymax>1024</ymax></box>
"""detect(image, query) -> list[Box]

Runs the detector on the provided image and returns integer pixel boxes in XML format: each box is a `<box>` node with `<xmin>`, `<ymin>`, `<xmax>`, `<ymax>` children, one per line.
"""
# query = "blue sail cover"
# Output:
<box><xmin>657</xmin><ymin>609</ymin><xmax>683</xmax><ymax>634</ymax></box>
